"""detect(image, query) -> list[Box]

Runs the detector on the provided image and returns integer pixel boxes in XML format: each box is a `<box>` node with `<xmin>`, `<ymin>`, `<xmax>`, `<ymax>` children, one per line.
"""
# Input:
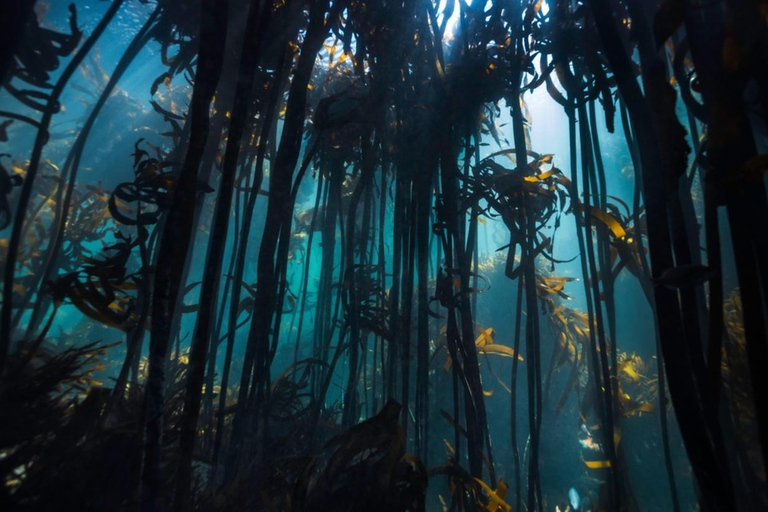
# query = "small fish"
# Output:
<box><xmin>568</xmin><ymin>487</ymin><xmax>581</xmax><ymax>510</ymax></box>
<box><xmin>652</xmin><ymin>264</ymin><xmax>713</xmax><ymax>288</ymax></box>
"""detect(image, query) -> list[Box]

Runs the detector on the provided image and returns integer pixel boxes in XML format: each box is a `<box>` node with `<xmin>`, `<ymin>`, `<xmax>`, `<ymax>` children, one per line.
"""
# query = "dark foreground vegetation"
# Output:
<box><xmin>1</xmin><ymin>0</ymin><xmax>767</xmax><ymax>510</ymax></box>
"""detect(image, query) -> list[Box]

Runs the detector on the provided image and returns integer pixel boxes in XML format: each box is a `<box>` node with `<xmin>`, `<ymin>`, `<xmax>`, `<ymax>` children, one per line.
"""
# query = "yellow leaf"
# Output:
<box><xmin>538</xmin><ymin>154</ymin><xmax>554</xmax><ymax>164</ymax></box>
<box><xmin>474</xmin><ymin>327</ymin><xmax>495</xmax><ymax>348</ymax></box>
<box><xmin>473</xmin><ymin>478</ymin><xmax>512</xmax><ymax>512</ymax></box>
<box><xmin>479</xmin><ymin>343</ymin><xmax>524</xmax><ymax>361</ymax></box>
<box><xmin>620</xmin><ymin>363</ymin><xmax>642</xmax><ymax>383</ymax></box>
<box><xmin>435</xmin><ymin>58</ymin><xmax>446</xmax><ymax>81</ymax></box>
<box><xmin>13</xmin><ymin>283</ymin><xmax>27</xmax><ymax>298</ymax></box>
<box><xmin>583</xmin><ymin>459</ymin><xmax>612</xmax><ymax>469</ymax></box>
<box><xmin>524</xmin><ymin>168</ymin><xmax>557</xmax><ymax>182</ymax></box>
<box><xmin>585</xmin><ymin>205</ymin><xmax>627</xmax><ymax>239</ymax></box>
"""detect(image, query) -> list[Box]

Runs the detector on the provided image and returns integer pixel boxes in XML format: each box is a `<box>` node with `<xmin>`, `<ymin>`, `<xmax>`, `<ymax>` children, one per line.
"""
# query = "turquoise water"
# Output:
<box><xmin>1</xmin><ymin>1</ymin><xmax>763</xmax><ymax>511</ymax></box>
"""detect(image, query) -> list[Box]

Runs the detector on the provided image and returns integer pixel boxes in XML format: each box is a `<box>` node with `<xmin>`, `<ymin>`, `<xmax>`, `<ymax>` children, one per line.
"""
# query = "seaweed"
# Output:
<box><xmin>2</xmin><ymin>0</ymin><xmax>767</xmax><ymax>510</ymax></box>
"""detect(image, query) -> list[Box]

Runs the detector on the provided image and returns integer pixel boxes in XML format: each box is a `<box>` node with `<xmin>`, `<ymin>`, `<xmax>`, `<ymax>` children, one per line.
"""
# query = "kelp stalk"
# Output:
<box><xmin>141</xmin><ymin>0</ymin><xmax>228</xmax><ymax>509</ymax></box>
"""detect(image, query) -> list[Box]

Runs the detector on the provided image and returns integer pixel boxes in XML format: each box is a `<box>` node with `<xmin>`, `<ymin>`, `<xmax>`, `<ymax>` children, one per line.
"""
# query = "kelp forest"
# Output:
<box><xmin>1</xmin><ymin>0</ymin><xmax>767</xmax><ymax>510</ymax></box>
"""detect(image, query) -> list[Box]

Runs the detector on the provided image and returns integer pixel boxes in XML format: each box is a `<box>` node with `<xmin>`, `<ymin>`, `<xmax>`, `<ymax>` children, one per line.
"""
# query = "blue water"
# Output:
<box><xmin>0</xmin><ymin>2</ymin><xmax>718</xmax><ymax>510</ymax></box>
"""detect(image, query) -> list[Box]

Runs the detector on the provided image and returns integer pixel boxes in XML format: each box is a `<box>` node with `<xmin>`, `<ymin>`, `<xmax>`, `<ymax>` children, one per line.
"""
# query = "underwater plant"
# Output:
<box><xmin>1</xmin><ymin>0</ymin><xmax>768</xmax><ymax>511</ymax></box>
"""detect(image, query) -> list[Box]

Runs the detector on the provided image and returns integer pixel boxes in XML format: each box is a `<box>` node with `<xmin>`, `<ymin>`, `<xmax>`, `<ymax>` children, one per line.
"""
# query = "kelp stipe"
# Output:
<box><xmin>1</xmin><ymin>0</ymin><xmax>767</xmax><ymax>510</ymax></box>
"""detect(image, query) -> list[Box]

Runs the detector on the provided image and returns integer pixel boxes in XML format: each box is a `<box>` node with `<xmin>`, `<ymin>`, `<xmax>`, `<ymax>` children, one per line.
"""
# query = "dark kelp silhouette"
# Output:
<box><xmin>1</xmin><ymin>0</ymin><xmax>767</xmax><ymax>511</ymax></box>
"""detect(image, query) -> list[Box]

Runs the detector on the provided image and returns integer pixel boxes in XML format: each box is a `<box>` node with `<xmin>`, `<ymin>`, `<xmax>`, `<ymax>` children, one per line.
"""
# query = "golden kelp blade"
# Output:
<box><xmin>474</xmin><ymin>327</ymin><xmax>495</xmax><ymax>348</ymax></box>
<box><xmin>479</xmin><ymin>343</ymin><xmax>524</xmax><ymax>361</ymax></box>
<box><xmin>583</xmin><ymin>458</ymin><xmax>612</xmax><ymax>469</ymax></box>
<box><xmin>582</xmin><ymin>205</ymin><xmax>627</xmax><ymax>239</ymax></box>
<box><xmin>620</xmin><ymin>362</ymin><xmax>642</xmax><ymax>382</ymax></box>
<box><xmin>473</xmin><ymin>326</ymin><xmax>524</xmax><ymax>360</ymax></box>
<box><xmin>635</xmin><ymin>402</ymin><xmax>655</xmax><ymax>414</ymax></box>
<box><xmin>473</xmin><ymin>477</ymin><xmax>512</xmax><ymax>512</ymax></box>
<box><xmin>524</xmin><ymin>167</ymin><xmax>558</xmax><ymax>182</ymax></box>
<box><xmin>622</xmin><ymin>400</ymin><xmax>656</xmax><ymax>417</ymax></box>
<box><xmin>538</xmin><ymin>154</ymin><xmax>554</xmax><ymax>165</ymax></box>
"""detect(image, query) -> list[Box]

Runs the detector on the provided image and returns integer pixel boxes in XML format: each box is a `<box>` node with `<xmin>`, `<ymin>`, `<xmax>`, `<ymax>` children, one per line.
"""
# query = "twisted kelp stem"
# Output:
<box><xmin>577</xmin><ymin>99</ymin><xmax>619</xmax><ymax>509</ymax></box>
<box><xmin>342</xmin><ymin>131</ymin><xmax>375</xmax><ymax>428</ymax></box>
<box><xmin>619</xmin><ymin>95</ymin><xmax>681</xmax><ymax>512</ymax></box>
<box><xmin>587</xmin><ymin>0</ymin><xmax>736</xmax><ymax>507</ymax></box>
<box><xmin>415</xmin><ymin>128</ymin><xmax>436</xmax><ymax>465</ymax></box>
<box><xmin>160</xmin><ymin>0</ymin><xmax>260</xmax><ymax>383</ymax></box>
<box><xmin>438</xmin><ymin>116</ymin><xmax>491</xmax><ymax>480</ymax></box>
<box><xmin>141</xmin><ymin>0</ymin><xmax>229</xmax><ymax>508</ymax></box>
<box><xmin>173</xmin><ymin>0</ymin><xmax>270</xmax><ymax>507</ymax></box>
<box><xmin>507</xmin><ymin>58</ymin><xmax>543</xmax><ymax>509</ymax></box>
<box><xmin>1</xmin><ymin>0</ymin><xmax>122</xmax><ymax>373</ymax></box>
<box><xmin>683</xmin><ymin>0</ymin><xmax>768</xmax><ymax>483</ymax></box>
<box><xmin>214</xmin><ymin>33</ymin><xmax>293</xmax><ymax>475</ymax></box>
<box><xmin>655</xmin><ymin>318</ymin><xmax>682</xmax><ymax>512</ymax></box>
<box><xmin>510</xmin><ymin>277</ymin><xmax>524</xmax><ymax>512</ymax></box>
<box><xmin>632</xmin><ymin>3</ymin><xmax>715</xmax><ymax>463</ymax></box>
<box><xmin>292</xmin><ymin>173</ymin><xmax>326</xmax><ymax>367</ymax></box>
<box><xmin>228</xmin><ymin>0</ymin><xmax>332</xmax><ymax>472</ymax></box>
<box><xmin>312</xmin><ymin>151</ymin><xmax>343</xmax><ymax>398</ymax></box>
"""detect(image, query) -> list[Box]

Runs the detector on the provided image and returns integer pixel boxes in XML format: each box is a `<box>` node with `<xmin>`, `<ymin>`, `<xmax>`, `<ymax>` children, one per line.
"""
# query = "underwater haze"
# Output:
<box><xmin>1</xmin><ymin>0</ymin><xmax>767</xmax><ymax>511</ymax></box>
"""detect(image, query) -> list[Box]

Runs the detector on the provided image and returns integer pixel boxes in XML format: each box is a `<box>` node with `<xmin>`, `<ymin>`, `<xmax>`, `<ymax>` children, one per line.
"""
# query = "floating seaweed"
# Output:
<box><xmin>1</xmin><ymin>0</ymin><xmax>767</xmax><ymax>511</ymax></box>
